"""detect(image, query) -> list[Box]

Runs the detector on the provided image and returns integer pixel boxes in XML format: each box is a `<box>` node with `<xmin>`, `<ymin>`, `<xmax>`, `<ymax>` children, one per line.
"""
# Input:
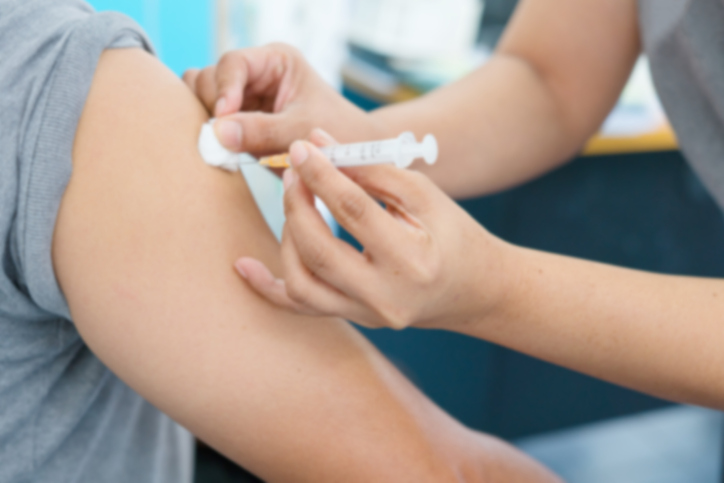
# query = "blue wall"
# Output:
<box><xmin>87</xmin><ymin>0</ymin><xmax>215</xmax><ymax>76</ymax></box>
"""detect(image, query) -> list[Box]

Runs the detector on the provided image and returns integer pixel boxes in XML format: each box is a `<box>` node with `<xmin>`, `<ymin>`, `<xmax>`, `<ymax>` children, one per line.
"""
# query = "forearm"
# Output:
<box><xmin>193</xmin><ymin>2</ymin><xmax>637</xmax><ymax>200</ymax></box>
<box><xmin>370</xmin><ymin>55</ymin><xmax>582</xmax><ymax>199</ymax></box>
<box><xmin>368</xmin><ymin>0</ymin><xmax>639</xmax><ymax>199</ymax></box>
<box><xmin>466</xmin><ymin>245</ymin><xmax>724</xmax><ymax>408</ymax></box>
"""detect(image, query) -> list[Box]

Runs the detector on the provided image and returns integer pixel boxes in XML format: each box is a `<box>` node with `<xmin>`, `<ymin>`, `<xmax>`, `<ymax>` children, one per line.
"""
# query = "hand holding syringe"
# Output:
<box><xmin>198</xmin><ymin>122</ymin><xmax>438</xmax><ymax>171</ymax></box>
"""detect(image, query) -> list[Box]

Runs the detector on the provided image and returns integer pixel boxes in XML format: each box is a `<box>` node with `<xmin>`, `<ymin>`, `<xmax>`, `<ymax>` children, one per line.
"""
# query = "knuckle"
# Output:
<box><xmin>219</xmin><ymin>50</ymin><xmax>243</xmax><ymax>66</ymax></box>
<box><xmin>285</xmin><ymin>275</ymin><xmax>310</xmax><ymax>305</ymax></box>
<box><xmin>407</xmin><ymin>169</ymin><xmax>429</xmax><ymax>184</ymax></box>
<box><xmin>404</xmin><ymin>169</ymin><xmax>430</xmax><ymax>190</ymax></box>
<box><xmin>197</xmin><ymin>66</ymin><xmax>215</xmax><ymax>86</ymax></box>
<box><xmin>406</xmin><ymin>254</ymin><xmax>440</xmax><ymax>287</ymax></box>
<box><xmin>263</xmin><ymin>120</ymin><xmax>281</xmax><ymax>144</ymax></box>
<box><xmin>182</xmin><ymin>69</ymin><xmax>198</xmax><ymax>85</ymax></box>
<box><xmin>290</xmin><ymin>115</ymin><xmax>313</xmax><ymax>139</ymax></box>
<box><xmin>300</xmin><ymin>242</ymin><xmax>328</xmax><ymax>275</ymax></box>
<box><xmin>375</xmin><ymin>303</ymin><xmax>415</xmax><ymax>331</ymax></box>
<box><xmin>337</xmin><ymin>192</ymin><xmax>367</xmax><ymax>224</ymax></box>
<box><xmin>267</xmin><ymin>43</ymin><xmax>305</xmax><ymax>74</ymax></box>
<box><xmin>283</xmin><ymin>191</ymin><xmax>294</xmax><ymax>216</ymax></box>
<box><xmin>404</xmin><ymin>171</ymin><xmax>435</xmax><ymax>211</ymax></box>
<box><xmin>196</xmin><ymin>68</ymin><xmax>216</xmax><ymax>97</ymax></box>
<box><xmin>268</xmin><ymin>42</ymin><xmax>300</xmax><ymax>57</ymax></box>
<box><xmin>303</xmin><ymin>160</ymin><xmax>333</xmax><ymax>187</ymax></box>
<box><xmin>217</xmin><ymin>51</ymin><xmax>246</xmax><ymax>78</ymax></box>
<box><xmin>253</xmin><ymin>116</ymin><xmax>282</xmax><ymax>148</ymax></box>
<box><xmin>283</xmin><ymin>191</ymin><xmax>297</xmax><ymax>218</ymax></box>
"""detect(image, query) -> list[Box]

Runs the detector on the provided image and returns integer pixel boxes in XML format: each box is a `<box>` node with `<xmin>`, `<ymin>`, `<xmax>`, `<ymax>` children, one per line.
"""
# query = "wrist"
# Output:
<box><xmin>489</xmin><ymin>239</ymin><xmax>524</xmax><ymax>321</ymax></box>
<box><xmin>452</xmin><ymin>231</ymin><xmax>522</xmax><ymax>333</ymax></box>
<box><xmin>368</xmin><ymin>106</ymin><xmax>405</xmax><ymax>140</ymax></box>
<box><xmin>325</xmin><ymin>100</ymin><xmax>389</xmax><ymax>145</ymax></box>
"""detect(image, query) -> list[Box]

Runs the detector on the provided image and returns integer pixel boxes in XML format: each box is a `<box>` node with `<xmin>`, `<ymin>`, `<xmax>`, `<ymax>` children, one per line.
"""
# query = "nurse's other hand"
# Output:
<box><xmin>234</xmin><ymin>130</ymin><xmax>515</xmax><ymax>330</ymax></box>
<box><xmin>182</xmin><ymin>44</ymin><xmax>379</xmax><ymax>157</ymax></box>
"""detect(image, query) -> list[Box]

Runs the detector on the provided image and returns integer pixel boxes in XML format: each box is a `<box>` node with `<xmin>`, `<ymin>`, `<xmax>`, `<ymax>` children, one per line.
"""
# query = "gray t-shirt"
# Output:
<box><xmin>0</xmin><ymin>1</ymin><xmax>193</xmax><ymax>482</ymax></box>
<box><xmin>639</xmin><ymin>0</ymin><xmax>724</xmax><ymax>212</ymax></box>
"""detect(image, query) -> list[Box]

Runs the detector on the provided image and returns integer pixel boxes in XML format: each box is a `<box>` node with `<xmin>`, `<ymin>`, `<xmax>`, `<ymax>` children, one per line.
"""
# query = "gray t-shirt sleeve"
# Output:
<box><xmin>11</xmin><ymin>4</ymin><xmax>153</xmax><ymax>320</ymax></box>
<box><xmin>638</xmin><ymin>0</ymin><xmax>724</xmax><ymax>212</ymax></box>
<box><xmin>0</xmin><ymin>6</ymin><xmax>193</xmax><ymax>482</ymax></box>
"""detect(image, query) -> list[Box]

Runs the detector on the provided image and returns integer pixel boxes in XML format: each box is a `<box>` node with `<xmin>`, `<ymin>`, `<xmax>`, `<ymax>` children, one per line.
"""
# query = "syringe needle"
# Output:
<box><xmin>259</xmin><ymin>154</ymin><xmax>292</xmax><ymax>169</ymax></box>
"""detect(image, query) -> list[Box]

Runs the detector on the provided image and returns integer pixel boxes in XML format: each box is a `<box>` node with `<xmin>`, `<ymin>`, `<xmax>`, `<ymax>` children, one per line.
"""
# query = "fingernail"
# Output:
<box><xmin>214</xmin><ymin>97</ymin><xmax>227</xmax><ymax>116</ymax></box>
<box><xmin>314</xmin><ymin>129</ymin><xmax>335</xmax><ymax>144</ymax></box>
<box><xmin>282</xmin><ymin>168</ymin><xmax>296</xmax><ymax>190</ymax></box>
<box><xmin>216</xmin><ymin>120</ymin><xmax>242</xmax><ymax>150</ymax></box>
<box><xmin>234</xmin><ymin>260</ymin><xmax>248</xmax><ymax>279</ymax></box>
<box><xmin>289</xmin><ymin>141</ymin><xmax>309</xmax><ymax>167</ymax></box>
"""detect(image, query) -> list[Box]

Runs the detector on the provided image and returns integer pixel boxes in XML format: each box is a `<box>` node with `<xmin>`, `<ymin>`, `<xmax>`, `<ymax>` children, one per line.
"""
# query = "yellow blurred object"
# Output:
<box><xmin>583</xmin><ymin>122</ymin><xmax>678</xmax><ymax>156</ymax></box>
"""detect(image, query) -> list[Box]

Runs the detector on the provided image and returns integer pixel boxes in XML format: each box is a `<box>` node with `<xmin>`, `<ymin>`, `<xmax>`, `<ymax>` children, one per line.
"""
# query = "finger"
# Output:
<box><xmin>195</xmin><ymin>66</ymin><xmax>219</xmax><ymax>113</ymax></box>
<box><xmin>302</xmin><ymin>130</ymin><xmax>337</xmax><ymax>195</ymax></box>
<box><xmin>308</xmin><ymin>128</ymin><xmax>337</xmax><ymax>148</ymax></box>
<box><xmin>343</xmin><ymin>166</ymin><xmax>438</xmax><ymax>221</ymax></box>
<box><xmin>215</xmin><ymin>44</ymin><xmax>298</xmax><ymax>117</ymax></box>
<box><xmin>213</xmin><ymin>111</ymin><xmax>293</xmax><ymax>155</ymax></box>
<box><xmin>283</xmin><ymin>166</ymin><xmax>379</xmax><ymax>298</ymax></box>
<box><xmin>214</xmin><ymin>50</ymin><xmax>249</xmax><ymax>117</ymax></box>
<box><xmin>182</xmin><ymin>68</ymin><xmax>200</xmax><ymax>91</ymax></box>
<box><xmin>279</xmin><ymin>228</ymin><xmax>370</xmax><ymax>320</ymax></box>
<box><xmin>281</xmin><ymin>228</ymin><xmax>397</xmax><ymax>329</ymax></box>
<box><xmin>233</xmin><ymin>44</ymin><xmax>298</xmax><ymax>112</ymax></box>
<box><xmin>234</xmin><ymin>257</ymin><xmax>321</xmax><ymax>316</ymax></box>
<box><xmin>287</xmin><ymin>141</ymin><xmax>403</xmax><ymax>255</ymax></box>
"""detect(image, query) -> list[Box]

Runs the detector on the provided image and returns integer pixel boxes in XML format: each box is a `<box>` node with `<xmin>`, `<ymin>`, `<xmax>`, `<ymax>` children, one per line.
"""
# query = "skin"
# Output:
<box><xmin>52</xmin><ymin>48</ymin><xmax>559</xmax><ymax>482</ymax></box>
<box><xmin>186</xmin><ymin>0</ymin><xmax>724</xmax><ymax>410</ymax></box>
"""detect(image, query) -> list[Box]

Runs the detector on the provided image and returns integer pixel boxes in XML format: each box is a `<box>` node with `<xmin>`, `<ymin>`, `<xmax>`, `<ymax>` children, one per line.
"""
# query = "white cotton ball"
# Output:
<box><xmin>198</xmin><ymin>120</ymin><xmax>242</xmax><ymax>172</ymax></box>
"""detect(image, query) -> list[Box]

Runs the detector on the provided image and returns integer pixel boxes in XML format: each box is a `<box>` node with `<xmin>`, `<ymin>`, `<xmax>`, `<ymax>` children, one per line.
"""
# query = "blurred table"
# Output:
<box><xmin>517</xmin><ymin>405</ymin><xmax>722</xmax><ymax>483</ymax></box>
<box><xmin>584</xmin><ymin>122</ymin><xmax>678</xmax><ymax>157</ymax></box>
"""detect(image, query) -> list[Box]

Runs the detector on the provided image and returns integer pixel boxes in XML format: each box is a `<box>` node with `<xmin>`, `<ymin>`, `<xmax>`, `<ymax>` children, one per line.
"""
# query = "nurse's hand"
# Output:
<box><xmin>183</xmin><ymin>44</ymin><xmax>379</xmax><ymax>157</ymax></box>
<box><xmin>234</xmin><ymin>130</ymin><xmax>515</xmax><ymax>330</ymax></box>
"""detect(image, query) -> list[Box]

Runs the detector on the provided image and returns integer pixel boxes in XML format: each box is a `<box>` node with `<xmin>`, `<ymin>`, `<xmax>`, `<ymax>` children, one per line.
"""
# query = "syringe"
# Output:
<box><xmin>198</xmin><ymin>121</ymin><xmax>438</xmax><ymax>171</ymax></box>
<box><xmin>260</xmin><ymin>132</ymin><xmax>438</xmax><ymax>169</ymax></box>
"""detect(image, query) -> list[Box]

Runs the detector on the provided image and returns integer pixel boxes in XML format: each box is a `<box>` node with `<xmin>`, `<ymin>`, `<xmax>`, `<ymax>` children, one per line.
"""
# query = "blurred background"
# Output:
<box><xmin>87</xmin><ymin>1</ymin><xmax>724</xmax><ymax>482</ymax></box>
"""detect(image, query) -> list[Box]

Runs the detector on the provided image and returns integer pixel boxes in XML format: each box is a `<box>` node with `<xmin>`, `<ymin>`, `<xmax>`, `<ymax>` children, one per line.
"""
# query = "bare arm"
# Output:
<box><xmin>371</xmin><ymin>0</ymin><xmax>641</xmax><ymax>198</ymax></box>
<box><xmin>474</xmin><ymin>247</ymin><xmax>724</xmax><ymax>410</ymax></box>
<box><xmin>52</xmin><ymin>48</ymin><xmax>558</xmax><ymax>482</ymax></box>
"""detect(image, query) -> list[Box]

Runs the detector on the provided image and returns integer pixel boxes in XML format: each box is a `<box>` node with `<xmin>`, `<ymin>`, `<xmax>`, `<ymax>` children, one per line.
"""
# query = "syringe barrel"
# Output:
<box><xmin>320</xmin><ymin>139</ymin><xmax>403</xmax><ymax>167</ymax></box>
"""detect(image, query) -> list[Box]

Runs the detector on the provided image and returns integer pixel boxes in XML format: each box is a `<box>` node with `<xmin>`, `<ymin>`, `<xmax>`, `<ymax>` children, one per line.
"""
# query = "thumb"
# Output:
<box><xmin>213</xmin><ymin>111</ymin><xmax>296</xmax><ymax>155</ymax></box>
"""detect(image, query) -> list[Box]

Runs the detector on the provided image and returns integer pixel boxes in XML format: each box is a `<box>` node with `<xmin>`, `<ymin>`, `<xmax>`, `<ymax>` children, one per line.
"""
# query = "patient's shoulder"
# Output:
<box><xmin>54</xmin><ymin>46</ymin><xmax>459</xmax><ymax>482</ymax></box>
<box><xmin>67</xmin><ymin>47</ymin><xmax>269</xmax><ymax>256</ymax></box>
<box><xmin>0</xmin><ymin>1</ymin><xmax>151</xmax><ymax>318</ymax></box>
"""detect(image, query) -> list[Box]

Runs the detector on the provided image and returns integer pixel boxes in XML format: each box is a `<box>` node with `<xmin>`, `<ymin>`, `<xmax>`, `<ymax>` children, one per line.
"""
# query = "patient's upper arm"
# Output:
<box><xmin>53</xmin><ymin>48</ymin><xmax>470</xmax><ymax>482</ymax></box>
